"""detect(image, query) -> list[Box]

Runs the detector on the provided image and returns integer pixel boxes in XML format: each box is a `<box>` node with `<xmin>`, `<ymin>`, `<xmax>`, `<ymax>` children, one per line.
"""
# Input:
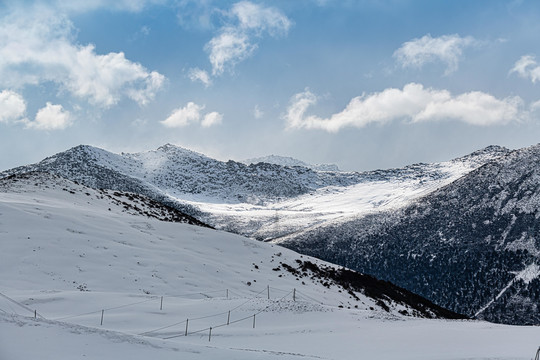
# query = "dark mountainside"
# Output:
<box><xmin>277</xmin><ymin>144</ymin><xmax>540</xmax><ymax>325</ymax></box>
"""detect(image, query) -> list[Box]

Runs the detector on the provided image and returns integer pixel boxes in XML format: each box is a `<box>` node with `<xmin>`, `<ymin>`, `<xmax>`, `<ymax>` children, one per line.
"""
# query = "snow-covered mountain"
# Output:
<box><xmin>0</xmin><ymin>171</ymin><xmax>461</xmax><ymax>318</ymax></box>
<box><xmin>3</xmin><ymin>171</ymin><xmax>509</xmax><ymax>360</ymax></box>
<box><xmin>275</xmin><ymin>143</ymin><xmax>540</xmax><ymax>325</ymax></box>
<box><xmin>242</xmin><ymin>155</ymin><xmax>341</xmax><ymax>172</ymax></box>
<box><xmin>0</xmin><ymin>143</ymin><xmax>509</xmax><ymax>240</ymax></box>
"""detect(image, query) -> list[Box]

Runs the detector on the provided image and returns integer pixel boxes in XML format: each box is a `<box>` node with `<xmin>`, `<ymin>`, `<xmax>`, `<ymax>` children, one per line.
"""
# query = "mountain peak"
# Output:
<box><xmin>242</xmin><ymin>154</ymin><xmax>341</xmax><ymax>172</ymax></box>
<box><xmin>450</xmin><ymin>145</ymin><xmax>511</xmax><ymax>166</ymax></box>
<box><xmin>154</xmin><ymin>143</ymin><xmax>209</xmax><ymax>159</ymax></box>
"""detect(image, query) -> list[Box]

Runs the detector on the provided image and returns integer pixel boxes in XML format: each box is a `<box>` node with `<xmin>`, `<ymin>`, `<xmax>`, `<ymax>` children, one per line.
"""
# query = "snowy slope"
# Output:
<box><xmin>1</xmin><ymin>172</ymin><xmax>539</xmax><ymax>359</ymax></box>
<box><xmin>1</xmin><ymin>172</ymin><xmax>539</xmax><ymax>360</ymax></box>
<box><xmin>0</xmin><ymin>144</ymin><xmax>510</xmax><ymax>240</ymax></box>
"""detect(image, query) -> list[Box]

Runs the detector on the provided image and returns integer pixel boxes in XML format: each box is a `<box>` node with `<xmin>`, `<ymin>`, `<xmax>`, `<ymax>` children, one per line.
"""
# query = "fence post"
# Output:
<box><xmin>100</xmin><ymin>310</ymin><xmax>104</xmax><ymax>326</ymax></box>
<box><xmin>267</xmin><ymin>285</ymin><xmax>270</xmax><ymax>300</ymax></box>
<box><xmin>227</xmin><ymin>311</ymin><xmax>230</xmax><ymax>325</ymax></box>
<box><xmin>293</xmin><ymin>288</ymin><xmax>296</xmax><ymax>302</ymax></box>
<box><xmin>160</xmin><ymin>296</ymin><xmax>163</xmax><ymax>311</ymax></box>
<box><xmin>34</xmin><ymin>310</ymin><xmax>37</xmax><ymax>319</ymax></box>
<box><xmin>253</xmin><ymin>314</ymin><xmax>256</xmax><ymax>328</ymax></box>
<box><xmin>209</xmin><ymin>327</ymin><xmax>212</xmax><ymax>342</ymax></box>
<box><xmin>226</xmin><ymin>289</ymin><xmax>229</xmax><ymax>299</ymax></box>
<box><xmin>185</xmin><ymin>319</ymin><xmax>189</xmax><ymax>336</ymax></box>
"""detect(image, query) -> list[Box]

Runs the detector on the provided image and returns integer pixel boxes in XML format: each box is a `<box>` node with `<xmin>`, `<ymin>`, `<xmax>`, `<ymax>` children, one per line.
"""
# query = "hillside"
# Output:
<box><xmin>0</xmin><ymin>171</ymin><xmax>492</xmax><ymax>360</ymax></box>
<box><xmin>0</xmin><ymin>144</ymin><xmax>510</xmax><ymax>239</ymax></box>
<box><xmin>275</xmin><ymin>143</ymin><xmax>540</xmax><ymax>325</ymax></box>
<box><xmin>3</xmin><ymin>171</ymin><xmax>540</xmax><ymax>360</ymax></box>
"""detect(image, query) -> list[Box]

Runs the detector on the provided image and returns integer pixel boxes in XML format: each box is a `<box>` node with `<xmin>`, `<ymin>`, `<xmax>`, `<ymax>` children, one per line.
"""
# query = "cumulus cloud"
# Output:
<box><xmin>0</xmin><ymin>6</ymin><xmax>165</xmax><ymax>108</ymax></box>
<box><xmin>25</xmin><ymin>102</ymin><xmax>71</xmax><ymax>130</ymax></box>
<box><xmin>393</xmin><ymin>34</ymin><xmax>476</xmax><ymax>74</ymax></box>
<box><xmin>161</xmin><ymin>102</ymin><xmax>204</xmax><ymax>128</ymax></box>
<box><xmin>188</xmin><ymin>67</ymin><xmax>212</xmax><ymax>87</ymax></box>
<box><xmin>201</xmin><ymin>111</ymin><xmax>223</xmax><ymax>127</ymax></box>
<box><xmin>284</xmin><ymin>83</ymin><xmax>523</xmax><ymax>132</ymax></box>
<box><xmin>0</xmin><ymin>90</ymin><xmax>26</xmax><ymax>124</ymax></box>
<box><xmin>205</xmin><ymin>1</ymin><xmax>291</xmax><ymax>76</ymax></box>
<box><xmin>510</xmin><ymin>55</ymin><xmax>540</xmax><ymax>83</ymax></box>
<box><xmin>161</xmin><ymin>102</ymin><xmax>223</xmax><ymax>128</ymax></box>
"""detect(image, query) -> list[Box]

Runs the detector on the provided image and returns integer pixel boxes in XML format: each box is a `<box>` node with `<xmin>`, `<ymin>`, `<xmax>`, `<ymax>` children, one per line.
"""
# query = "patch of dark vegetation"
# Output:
<box><xmin>104</xmin><ymin>190</ymin><xmax>213</xmax><ymax>228</ymax></box>
<box><xmin>282</xmin><ymin>259</ymin><xmax>467</xmax><ymax>320</ymax></box>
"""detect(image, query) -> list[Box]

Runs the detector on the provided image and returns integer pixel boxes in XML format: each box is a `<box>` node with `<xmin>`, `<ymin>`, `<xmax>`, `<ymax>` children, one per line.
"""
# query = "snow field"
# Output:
<box><xmin>2</xmin><ymin>173</ymin><xmax>540</xmax><ymax>359</ymax></box>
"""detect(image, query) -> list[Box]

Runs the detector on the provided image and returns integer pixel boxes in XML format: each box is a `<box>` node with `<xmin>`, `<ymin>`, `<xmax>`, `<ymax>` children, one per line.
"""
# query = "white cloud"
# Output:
<box><xmin>510</xmin><ymin>55</ymin><xmax>540</xmax><ymax>83</ymax></box>
<box><xmin>285</xmin><ymin>83</ymin><xmax>523</xmax><ymax>132</ymax></box>
<box><xmin>231</xmin><ymin>1</ymin><xmax>291</xmax><ymax>35</ymax></box>
<box><xmin>0</xmin><ymin>6</ymin><xmax>165</xmax><ymax>108</ymax></box>
<box><xmin>188</xmin><ymin>67</ymin><xmax>212</xmax><ymax>87</ymax></box>
<box><xmin>201</xmin><ymin>111</ymin><xmax>223</xmax><ymax>127</ymax></box>
<box><xmin>0</xmin><ymin>90</ymin><xmax>26</xmax><ymax>124</ymax></box>
<box><xmin>25</xmin><ymin>102</ymin><xmax>71</xmax><ymax>130</ymax></box>
<box><xmin>161</xmin><ymin>102</ymin><xmax>204</xmax><ymax>128</ymax></box>
<box><xmin>205</xmin><ymin>1</ymin><xmax>291</xmax><ymax>76</ymax></box>
<box><xmin>393</xmin><ymin>34</ymin><xmax>476</xmax><ymax>74</ymax></box>
<box><xmin>161</xmin><ymin>102</ymin><xmax>222</xmax><ymax>128</ymax></box>
<box><xmin>253</xmin><ymin>105</ymin><xmax>263</xmax><ymax>119</ymax></box>
<box><xmin>206</xmin><ymin>29</ymin><xmax>255</xmax><ymax>76</ymax></box>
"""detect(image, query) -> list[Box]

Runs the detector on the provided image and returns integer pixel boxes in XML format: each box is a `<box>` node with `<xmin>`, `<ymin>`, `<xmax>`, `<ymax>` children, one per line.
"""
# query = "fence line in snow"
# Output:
<box><xmin>2</xmin><ymin>284</ymin><xmax>330</xmax><ymax>343</ymax></box>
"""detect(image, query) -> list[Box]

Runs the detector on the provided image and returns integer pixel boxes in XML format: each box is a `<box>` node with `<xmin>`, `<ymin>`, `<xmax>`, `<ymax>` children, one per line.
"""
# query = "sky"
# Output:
<box><xmin>2</xmin><ymin>0</ymin><xmax>540</xmax><ymax>171</ymax></box>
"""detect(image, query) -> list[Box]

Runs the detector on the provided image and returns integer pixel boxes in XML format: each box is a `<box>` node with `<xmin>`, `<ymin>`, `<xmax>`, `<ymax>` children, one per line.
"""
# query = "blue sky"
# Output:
<box><xmin>1</xmin><ymin>0</ymin><xmax>540</xmax><ymax>171</ymax></box>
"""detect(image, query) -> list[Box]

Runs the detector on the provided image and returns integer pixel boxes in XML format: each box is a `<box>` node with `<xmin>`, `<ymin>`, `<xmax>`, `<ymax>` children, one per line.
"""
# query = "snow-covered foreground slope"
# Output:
<box><xmin>3</xmin><ymin>310</ymin><xmax>540</xmax><ymax>360</ymax></box>
<box><xmin>2</xmin><ymin>172</ymin><xmax>538</xmax><ymax>359</ymax></box>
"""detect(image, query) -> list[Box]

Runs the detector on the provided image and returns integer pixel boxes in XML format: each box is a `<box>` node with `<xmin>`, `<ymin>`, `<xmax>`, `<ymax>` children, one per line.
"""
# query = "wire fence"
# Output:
<box><xmin>1</xmin><ymin>285</ymin><xmax>330</xmax><ymax>343</ymax></box>
<box><xmin>161</xmin><ymin>289</ymin><xmax>294</xmax><ymax>341</ymax></box>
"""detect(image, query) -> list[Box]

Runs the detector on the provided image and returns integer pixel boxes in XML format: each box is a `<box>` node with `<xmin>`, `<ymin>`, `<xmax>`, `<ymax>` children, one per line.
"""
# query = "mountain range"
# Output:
<box><xmin>2</xmin><ymin>142</ymin><xmax>539</xmax><ymax>325</ymax></box>
<box><xmin>0</xmin><ymin>143</ymin><xmax>509</xmax><ymax>240</ymax></box>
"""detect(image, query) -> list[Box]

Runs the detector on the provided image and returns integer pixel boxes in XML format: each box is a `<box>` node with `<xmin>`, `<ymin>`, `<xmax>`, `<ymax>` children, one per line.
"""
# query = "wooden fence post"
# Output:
<box><xmin>253</xmin><ymin>314</ymin><xmax>256</xmax><ymax>328</ymax></box>
<box><xmin>293</xmin><ymin>288</ymin><xmax>296</xmax><ymax>302</ymax></box>
<box><xmin>185</xmin><ymin>319</ymin><xmax>189</xmax><ymax>336</ymax></box>
<box><xmin>160</xmin><ymin>296</ymin><xmax>163</xmax><ymax>311</ymax></box>
<box><xmin>209</xmin><ymin>327</ymin><xmax>212</xmax><ymax>342</ymax></box>
<box><xmin>227</xmin><ymin>311</ymin><xmax>230</xmax><ymax>325</ymax></box>
<box><xmin>100</xmin><ymin>310</ymin><xmax>104</xmax><ymax>326</ymax></box>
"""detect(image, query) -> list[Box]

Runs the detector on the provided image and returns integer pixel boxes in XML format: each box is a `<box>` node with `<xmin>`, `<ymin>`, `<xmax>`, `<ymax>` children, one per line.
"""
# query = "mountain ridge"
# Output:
<box><xmin>0</xmin><ymin>143</ymin><xmax>510</xmax><ymax>240</ymax></box>
<box><xmin>274</xmin><ymin>143</ymin><xmax>540</xmax><ymax>325</ymax></box>
<box><xmin>242</xmin><ymin>154</ymin><xmax>341</xmax><ymax>172</ymax></box>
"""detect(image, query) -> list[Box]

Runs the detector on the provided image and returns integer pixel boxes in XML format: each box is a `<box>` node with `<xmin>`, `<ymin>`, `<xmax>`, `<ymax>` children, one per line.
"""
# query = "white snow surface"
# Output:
<box><xmin>1</xmin><ymin>172</ymin><xmax>540</xmax><ymax>359</ymax></box>
<box><xmin>194</xmin><ymin>159</ymin><xmax>494</xmax><ymax>239</ymax></box>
